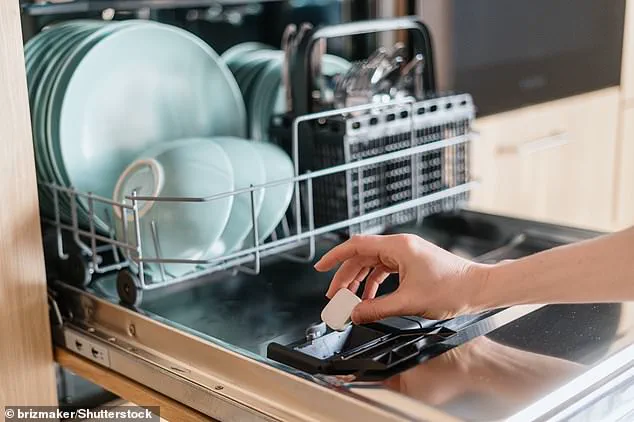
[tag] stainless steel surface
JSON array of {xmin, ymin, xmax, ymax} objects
[
  {"xmin": 49, "ymin": 210, "xmax": 634, "ymax": 421},
  {"xmin": 52, "ymin": 281, "xmax": 431, "ymax": 421},
  {"xmin": 364, "ymin": 302, "xmax": 632, "ymax": 422}
]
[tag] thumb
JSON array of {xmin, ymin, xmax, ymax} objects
[{"xmin": 351, "ymin": 292, "xmax": 406, "ymax": 324}]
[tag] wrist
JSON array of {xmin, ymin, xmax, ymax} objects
[
  {"xmin": 467, "ymin": 262, "xmax": 504, "ymax": 313},
  {"xmin": 460, "ymin": 262, "xmax": 497, "ymax": 314},
  {"xmin": 471, "ymin": 258, "xmax": 542, "ymax": 311}
]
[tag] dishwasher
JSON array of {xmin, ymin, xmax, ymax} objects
[{"xmin": 20, "ymin": 1, "xmax": 634, "ymax": 421}]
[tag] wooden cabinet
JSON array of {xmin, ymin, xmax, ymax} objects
[
  {"xmin": 616, "ymin": 108, "xmax": 634, "ymax": 229},
  {"xmin": 469, "ymin": 88, "xmax": 620, "ymax": 231},
  {"xmin": 617, "ymin": 0, "xmax": 634, "ymax": 229},
  {"xmin": 0, "ymin": 0, "xmax": 57, "ymax": 409},
  {"xmin": 622, "ymin": 0, "xmax": 634, "ymax": 104}
]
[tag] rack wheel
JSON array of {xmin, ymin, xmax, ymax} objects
[
  {"xmin": 116, "ymin": 270, "xmax": 143, "ymax": 307},
  {"xmin": 63, "ymin": 252, "xmax": 92, "ymax": 288}
]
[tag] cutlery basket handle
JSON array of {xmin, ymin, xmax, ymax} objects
[{"xmin": 290, "ymin": 16, "xmax": 437, "ymax": 116}]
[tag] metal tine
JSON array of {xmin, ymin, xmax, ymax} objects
[
  {"xmin": 69, "ymin": 189, "xmax": 92, "ymax": 256},
  {"xmin": 53, "ymin": 187, "xmax": 68, "ymax": 260},
  {"xmin": 131, "ymin": 191, "xmax": 146, "ymax": 288},
  {"xmin": 238, "ymin": 186, "xmax": 261, "ymax": 275},
  {"xmin": 279, "ymin": 177, "xmax": 315, "ymax": 263},
  {"xmin": 41, "ymin": 218, "xmax": 135, "ymax": 251},
  {"xmin": 48, "ymin": 290, "xmax": 64, "ymax": 327},
  {"xmin": 87, "ymin": 193, "xmax": 99, "ymax": 273},
  {"xmin": 305, "ymin": 177, "xmax": 316, "ymax": 260},
  {"xmin": 103, "ymin": 207, "xmax": 122, "ymax": 265},
  {"xmin": 44, "ymin": 182, "xmax": 133, "ymax": 208},
  {"xmin": 121, "ymin": 201, "xmax": 130, "ymax": 250},
  {"xmin": 150, "ymin": 220, "xmax": 167, "ymax": 282},
  {"xmin": 280, "ymin": 215, "xmax": 292, "ymax": 237},
  {"xmin": 294, "ymin": 177, "xmax": 316, "ymax": 261}
]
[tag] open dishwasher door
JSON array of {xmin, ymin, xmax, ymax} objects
[{"xmin": 48, "ymin": 210, "xmax": 634, "ymax": 422}]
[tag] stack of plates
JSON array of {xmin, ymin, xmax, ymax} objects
[
  {"xmin": 112, "ymin": 136, "xmax": 295, "ymax": 278},
  {"xmin": 25, "ymin": 20, "xmax": 246, "ymax": 233},
  {"xmin": 221, "ymin": 43, "xmax": 350, "ymax": 141}
]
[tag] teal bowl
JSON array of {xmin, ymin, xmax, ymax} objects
[
  {"xmin": 205, "ymin": 137, "xmax": 266, "ymax": 257},
  {"xmin": 112, "ymin": 138, "xmax": 234, "ymax": 278}
]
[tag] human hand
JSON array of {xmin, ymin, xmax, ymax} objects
[{"xmin": 314, "ymin": 234, "xmax": 490, "ymax": 323}]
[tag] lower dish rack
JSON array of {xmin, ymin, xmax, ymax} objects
[{"xmin": 41, "ymin": 93, "xmax": 476, "ymax": 306}]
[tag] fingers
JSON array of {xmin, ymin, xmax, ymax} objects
[
  {"xmin": 349, "ymin": 280, "xmax": 362, "ymax": 295},
  {"xmin": 351, "ymin": 291, "xmax": 407, "ymax": 324},
  {"xmin": 349, "ymin": 267, "xmax": 370, "ymax": 295},
  {"xmin": 361, "ymin": 266, "xmax": 391, "ymax": 299},
  {"xmin": 325, "ymin": 259, "xmax": 361, "ymax": 298},
  {"xmin": 325, "ymin": 257, "xmax": 376, "ymax": 298},
  {"xmin": 355, "ymin": 267, "xmax": 371, "ymax": 283},
  {"xmin": 314, "ymin": 235, "xmax": 387, "ymax": 272},
  {"xmin": 362, "ymin": 281, "xmax": 381, "ymax": 301}
]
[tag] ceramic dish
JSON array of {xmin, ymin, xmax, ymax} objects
[
  {"xmin": 221, "ymin": 41, "xmax": 274, "ymax": 66},
  {"xmin": 205, "ymin": 136, "xmax": 266, "ymax": 256},
  {"xmin": 244, "ymin": 142, "xmax": 294, "ymax": 244},
  {"xmin": 47, "ymin": 20, "xmax": 246, "ymax": 233},
  {"xmin": 26, "ymin": 24, "xmax": 77, "ymax": 218},
  {"xmin": 113, "ymin": 138, "xmax": 234, "ymax": 278},
  {"xmin": 225, "ymin": 46, "xmax": 351, "ymax": 142},
  {"xmin": 29, "ymin": 22, "xmax": 109, "ymax": 224}
]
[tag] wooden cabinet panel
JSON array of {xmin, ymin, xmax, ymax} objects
[
  {"xmin": 623, "ymin": 0, "xmax": 634, "ymax": 103},
  {"xmin": 0, "ymin": 0, "xmax": 57, "ymax": 408},
  {"xmin": 616, "ymin": 107, "xmax": 634, "ymax": 229},
  {"xmin": 469, "ymin": 88, "xmax": 620, "ymax": 231}
]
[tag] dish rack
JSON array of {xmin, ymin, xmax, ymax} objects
[{"xmin": 40, "ymin": 18, "xmax": 477, "ymax": 306}]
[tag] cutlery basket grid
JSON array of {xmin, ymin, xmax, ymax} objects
[
  {"xmin": 309, "ymin": 93, "xmax": 473, "ymax": 235},
  {"xmin": 40, "ymin": 95, "xmax": 475, "ymax": 306}
]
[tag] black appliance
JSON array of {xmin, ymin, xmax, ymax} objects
[{"xmin": 416, "ymin": 0, "xmax": 627, "ymax": 116}]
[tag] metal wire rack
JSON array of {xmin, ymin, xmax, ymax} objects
[{"xmin": 41, "ymin": 94, "xmax": 476, "ymax": 305}]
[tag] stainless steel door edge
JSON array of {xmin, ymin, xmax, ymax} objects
[
  {"xmin": 506, "ymin": 341, "xmax": 634, "ymax": 422},
  {"xmin": 62, "ymin": 324, "xmax": 278, "ymax": 422},
  {"xmin": 546, "ymin": 365, "xmax": 634, "ymax": 422},
  {"xmin": 53, "ymin": 281, "xmax": 446, "ymax": 421}
]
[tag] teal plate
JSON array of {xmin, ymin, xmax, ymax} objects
[
  {"xmin": 48, "ymin": 20, "xmax": 246, "ymax": 233},
  {"xmin": 30, "ymin": 22, "xmax": 107, "ymax": 223},
  {"xmin": 221, "ymin": 41, "xmax": 274, "ymax": 68}
]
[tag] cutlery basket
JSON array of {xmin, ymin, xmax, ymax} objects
[
  {"xmin": 270, "ymin": 94, "xmax": 474, "ymax": 235},
  {"xmin": 269, "ymin": 19, "xmax": 475, "ymax": 235}
]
